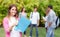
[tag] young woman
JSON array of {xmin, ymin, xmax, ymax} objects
[
  {"xmin": 19, "ymin": 7, "xmax": 27, "ymax": 37},
  {"xmin": 3, "ymin": 4, "xmax": 22, "ymax": 37}
]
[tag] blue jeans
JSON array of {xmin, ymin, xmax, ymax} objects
[
  {"xmin": 46, "ymin": 27, "xmax": 54, "ymax": 37},
  {"xmin": 30, "ymin": 24, "xmax": 38, "ymax": 37}
]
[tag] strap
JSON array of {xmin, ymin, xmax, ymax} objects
[
  {"xmin": 31, "ymin": 12, "xmax": 33, "ymax": 18},
  {"xmin": 56, "ymin": 17, "xmax": 58, "ymax": 25}
]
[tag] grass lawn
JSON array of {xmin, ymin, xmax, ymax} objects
[{"xmin": 0, "ymin": 27, "xmax": 60, "ymax": 37}]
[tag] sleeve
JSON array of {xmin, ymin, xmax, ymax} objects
[
  {"xmin": 37, "ymin": 13, "xmax": 40, "ymax": 20},
  {"xmin": 3, "ymin": 18, "xmax": 9, "ymax": 32}
]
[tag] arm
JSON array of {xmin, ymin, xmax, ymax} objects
[
  {"xmin": 48, "ymin": 14, "xmax": 53, "ymax": 27},
  {"xmin": 3, "ymin": 17, "xmax": 17, "ymax": 32},
  {"xmin": 3, "ymin": 18, "xmax": 10, "ymax": 32},
  {"xmin": 37, "ymin": 20, "xmax": 40, "ymax": 26},
  {"xmin": 48, "ymin": 22, "xmax": 52, "ymax": 27},
  {"xmin": 37, "ymin": 13, "xmax": 40, "ymax": 26}
]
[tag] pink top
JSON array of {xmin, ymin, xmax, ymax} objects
[
  {"xmin": 3, "ymin": 17, "xmax": 19, "ymax": 32},
  {"xmin": 3, "ymin": 17, "xmax": 9, "ymax": 32},
  {"xmin": 3, "ymin": 17, "xmax": 22, "ymax": 37},
  {"xmin": 3, "ymin": 17, "xmax": 10, "ymax": 37}
]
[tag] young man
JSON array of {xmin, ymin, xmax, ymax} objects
[
  {"xmin": 46, "ymin": 5, "xmax": 56, "ymax": 37},
  {"xmin": 29, "ymin": 7, "xmax": 40, "ymax": 37}
]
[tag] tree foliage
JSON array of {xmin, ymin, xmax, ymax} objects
[{"xmin": 0, "ymin": 0, "xmax": 60, "ymax": 26}]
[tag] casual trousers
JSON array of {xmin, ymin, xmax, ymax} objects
[
  {"xmin": 46, "ymin": 27, "xmax": 54, "ymax": 37},
  {"xmin": 30, "ymin": 24, "xmax": 38, "ymax": 37}
]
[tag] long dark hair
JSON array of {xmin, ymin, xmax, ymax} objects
[
  {"xmin": 21, "ymin": 7, "xmax": 26, "ymax": 12},
  {"xmin": 8, "ymin": 4, "xmax": 18, "ymax": 17}
]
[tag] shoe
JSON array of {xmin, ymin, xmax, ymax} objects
[{"xmin": 29, "ymin": 36, "xmax": 31, "ymax": 37}]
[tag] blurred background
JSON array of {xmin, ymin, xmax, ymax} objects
[
  {"xmin": 0, "ymin": 0, "xmax": 60, "ymax": 37},
  {"xmin": 0, "ymin": 0, "xmax": 60, "ymax": 27}
]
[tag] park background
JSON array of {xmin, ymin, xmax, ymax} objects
[{"xmin": 0, "ymin": 0, "xmax": 60, "ymax": 37}]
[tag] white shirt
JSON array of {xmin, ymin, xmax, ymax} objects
[{"xmin": 30, "ymin": 12, "xmax": 40, "ymax": 24}]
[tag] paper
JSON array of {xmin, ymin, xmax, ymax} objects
[
  {"xmin": 42, "ymin": 16, "xmax": 47, "ymax": 21},
  {"xmin": 15, "ymin": 16, "xmax": 31, "ymax": 33}
]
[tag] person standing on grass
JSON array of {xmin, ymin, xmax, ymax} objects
[
  {"xmin": 46, "ymin": 5, "xmax": 56, "ymax": 37},
  {"xmin": 3, "ymin": 4, "xmax": 22, "ymax": 37},
  {"xmin": 29, "ymin": 7, "xmax": 40, "ymax": 37},
  {"xmin": 19, "ymin": 7, "xmax": 27, "ymax": 37}
]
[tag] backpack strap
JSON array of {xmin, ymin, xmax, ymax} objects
[
  {"xmin": 55, "ymin": 17, "xmax": 59, "ymax": 29},
  {"xmin": 55, "ymin": 17, "xmax": 58, "ymax": 25},
  {"xmin": 31, "ymin": 12, "xmax": 33, "ymax": 18}
]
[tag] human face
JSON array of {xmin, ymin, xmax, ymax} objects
[
  {"xmin": 23, "ymin": 8, "xmax": 26, "ymax": 12},
  {"xmin": 46, "ymin": 7, "xmax": 50, "ymax": 14},
  {"xmin": 10, "ymin": 6, "xmax": 17, "ymax": 16},
  {"xmin": 34, "ymin": 8, "xmax": 37, "ymax": 12},
  {"xmin": 47, "ymin": 7, "xmax": 50, "ymax": 12}
]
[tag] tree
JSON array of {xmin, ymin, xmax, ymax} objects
[{"xmin": 0, "ymin": 0, "xmax": 60, "ymax": 26}]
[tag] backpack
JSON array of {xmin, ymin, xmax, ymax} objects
[{"xmin": 55, "ymin": 17, "xmax": 60, "ymax": 29}]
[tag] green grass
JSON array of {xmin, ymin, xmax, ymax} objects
[{"xmin": 0, "ymin": 27, "xmax": 60, "ymax": 37}]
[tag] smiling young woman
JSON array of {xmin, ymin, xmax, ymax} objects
[{"xmin": 3, "ymin": 4, "xmax": 22, "ymax": 37}]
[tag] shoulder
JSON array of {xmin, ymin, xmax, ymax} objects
[
  {"xmin": 3, "ymin": 17, "xmax": 8, "ymax": 22},
  {"xmin": 3, "ymin": 17, "xmax": 8, "ymax": 20},
  {"xmin": 50, "ymin": 10, "xmax": 55, "ymax": 14},
  {"xmin": 36, "ymin": 12, "xmax": 39, "ymax": 15}
]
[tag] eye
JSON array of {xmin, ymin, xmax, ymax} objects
[{"xmin": 12, "ymin": 9, "xmax": 15, "ymax": 10}]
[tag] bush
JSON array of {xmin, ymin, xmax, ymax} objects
[{"xmin": 0, "ymin": 0, "xmax": 60, "ymax": 26}]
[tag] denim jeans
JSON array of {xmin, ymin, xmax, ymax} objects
[
  {"xmin": 46, "ymin": 27, "xmax": 54, "ymax": 37},
  {"xmin": 30, "ymin": 24, "xmax": 38, "ymax": 37}
]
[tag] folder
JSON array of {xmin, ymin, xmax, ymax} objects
[{"xmin": 15, "ymin": 16, "xmax": 31, "ymax": 33}]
